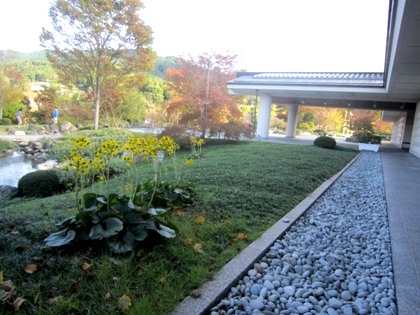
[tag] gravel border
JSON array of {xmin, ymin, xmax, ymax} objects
[{"xmin": 210, "ymin": 152, "xmax": 396, "ymax": 315}]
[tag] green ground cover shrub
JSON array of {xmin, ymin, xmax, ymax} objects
[
  {"xmin": 0, "ymin": 139, "xmax": 18, "ymax": 156},
  {"xmin": 0, "ymin": 140, "xmax": 357, "ymax": 314},
  {"xmin": 0, "ymin": 118, "xmax": 13, "ymax": 125},
  {"xmin": 314, "ymin": 135, "xmax": 337, "ymax": 149}
]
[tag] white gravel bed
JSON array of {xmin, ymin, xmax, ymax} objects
[{"xmin": 210, "ymin": 152, "xmax": 396, "ymax": 315}]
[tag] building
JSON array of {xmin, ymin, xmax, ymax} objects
[{"xmin": 227, "ymin": 0, "xmax": 420, "ymax": 158}]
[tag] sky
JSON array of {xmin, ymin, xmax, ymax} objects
[{"xmin": 0, "ymin": 0, "xmax": 390, "ymax": 72}]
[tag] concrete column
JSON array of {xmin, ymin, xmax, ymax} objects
[
  {"xmin": 286, "ymin": 104, "xmax": 299, "ymax": 138},
  {"xmin": 256, "ymin": 94, "xmax": 272, "ymax": 139}
]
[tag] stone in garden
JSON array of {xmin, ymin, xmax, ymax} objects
[
  {"xmin": 249, "ymin": 297, "xmax": 264, "ymax": 310},
  {"xmin": 284, "ymin": 286, "xmax": 295, "ymax": 297},
  {"xmin": 251, "ymin": 284, "xmax": 263, "ymax": 295},
  {"xmin": 59, "ymin": 121, "xmax": 77, "ymax": 133},
  {"xmin": 0, "ymin": 185, "xmax": 18, "ymax": 197}
]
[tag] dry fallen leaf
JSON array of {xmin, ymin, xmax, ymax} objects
[
  {"xmin": 183, "ymin": 238, "xmax": 193, "ymax": 246},
  {"xmin": 193, "ymin": 243, "xmax": 204, "ymax": 254},
  {"xmin": 118, "ymin": 294, "xmax": 132, "ymax": 312},
  {"xmin": 82, "ymin": 263, "xmax": 92, "ymax": 271},
  {"xmin": 104, "ymin": 292, "xmax": 111, "ymax": 300},
  {"xmin": 13, "ymin": 297, "xmax": 26, "ymax": 311},
  {"xmin": 0, "ymin": 271, "xmax": 3, "ymax": 283},
  {"xmin": 0, "ymin": 280, "xmax": 16, "ymax": 302},
  {"xmin": 176, "ymin": 209, "xmax": 185, "ymax": 216},
  {"xmin": 236, "ymin": 232, "xmax": 247, "ymax": 240},
  {"xmin": 25, "ymin": 264, "xmax": 37, "ymax": 274},
  {"xmin": 195, "ymin": 216, "xmax": 206, "ymax": 224}
]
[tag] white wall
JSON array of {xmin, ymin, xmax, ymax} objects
[
  {"xmin": 391, "ymin": 114, "xmax": 406, "ymax": 147},
  {"xmin": 410, "ymin": 100, "xmax": 420, "ymax": 158}
]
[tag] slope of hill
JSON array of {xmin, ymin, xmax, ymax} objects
[
  {"xmin": 0, "ymin": 50, "xmax": 179, "ymax": 82},
  {"xmin": 0, "ymin": 50, "xmax": 47, "ymax": 63}
]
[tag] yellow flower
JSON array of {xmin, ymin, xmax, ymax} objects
[
  {"xmin": 122, "ymin": 155, "xmax": 133, "ymax": 165},
  {"xmin": 91, "ymin": 157, "xmax": 105, "ymax": 171},
  {"xmin": 185, "ymin": 158, "xmax": 193, "ymax": 166},
  {"xmin": 73, "ymin": 136, "xmax": 91, "ymax": 150},
  {"xmin": 100, "ymin": 140, "xmax": 120, "ymax": 157},
  {"xmin": 125, "ymin": 184, "xmax": 132, "ymax": 191},
  {"xmin": 195, "ymin": 215, "xmax": 206, "ymax": 224}
]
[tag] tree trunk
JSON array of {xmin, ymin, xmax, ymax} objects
[{"xmin": 94, "ymin": 79, "xmax": 101, "ymax": 130}]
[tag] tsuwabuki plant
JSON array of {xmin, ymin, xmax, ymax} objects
[{"xmin": 44, "ymin": 135, "xmax": 195, "ymax": 254}]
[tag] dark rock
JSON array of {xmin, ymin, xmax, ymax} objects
[{"xmin": 0, "ymin": 185, "xmax": 18, "ymax": 198}]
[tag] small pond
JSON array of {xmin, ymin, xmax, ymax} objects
[{"xmin": 0, "ymin": 152, "xmax": 40, "ymax": 187}]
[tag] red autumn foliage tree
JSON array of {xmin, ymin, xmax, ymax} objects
[
  {"xmin": 165, "ymin": 53, "xmax": 242, "ymax": 136},
  {"xmin": 349, "ymin": 109, "xmax": 381, "ymax": 133}
]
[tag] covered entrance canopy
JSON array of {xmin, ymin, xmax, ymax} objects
[{"xmin": 226, "ymin": 0, "xmax": 420, "ymax": 157}]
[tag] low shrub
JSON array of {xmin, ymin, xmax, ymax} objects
[
  {"xmin": 208, "ymin": 121, "xmax": 254, "ymax": 140},
  {"xmin": 314, "ymin": 136, "xmax": 337, "ymax": 149},
  {"xmin": 354, "ymin": 132, "xmax": 382, "ymax": 144},
  {"xmin": 18, "ymin": 170, "xmax": 67, "ymax": 198},
  {"xmin": 159, "ymin": 125, "xmax": 191, "ymax": 150},
  {"xmin": 0, "ymin": 118, "xmax": 13, "ymax": 125}
]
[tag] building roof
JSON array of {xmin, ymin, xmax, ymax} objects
[
  {"xmin": 226, "ymin": 0, "xmax": 420, "ymax": 119},
  {"xmin": 231, "ymin": 72, "xmax": 385, "ymax": 87}
]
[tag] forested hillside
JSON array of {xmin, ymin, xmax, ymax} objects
[
  {"xmin": 0, "ymin": 50, "xmax": 56, "ymax": 82},
  {"xmin": 0, "ymin": 50, "xmax": 178, "ymax": 82}
]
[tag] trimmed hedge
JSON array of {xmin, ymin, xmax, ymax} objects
[
  {"xmin": 18, "ymin": 170, "xmax": 67, "ymax": 198},
  {"xmin": 314, "ymin": 136, "xmax": 337, "ymax": 149}
]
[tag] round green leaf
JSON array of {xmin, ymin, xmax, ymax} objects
[
  {"xmin": 44, "ymin": 228, "xmax": 76, "ymax": 247},
  {"xmin": 108, "ymin": 232, "xmax": 135, "ymax": 254},
  {"xmin": 128, "ymin": 224, "xmax": 148, "ymax": 241},
  {"xmin": 148, "ymin": 208, "xmax": 167, "ymax": 216},
  {"xmin": 89, "ymin": 218, "xmax": 123, "ymax": 240}
]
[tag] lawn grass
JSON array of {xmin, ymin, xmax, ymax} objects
[{"xmin": 0, "ymin": 140, "xmax": 357, "ymax": 314}]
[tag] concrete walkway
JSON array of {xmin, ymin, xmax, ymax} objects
[
  {"xmin": 0, "ymin": 134, "xmax": 61, "ymax": 142},
  {"xmin": 171, "ymin": 139, "xmax": 420, "ymax": 315},
  {"xmin": 381, "ymin": 144, "xmax": 420, "ymax": 315}
]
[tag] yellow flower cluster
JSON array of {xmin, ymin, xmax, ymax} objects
[
  {"xmin": 96, "ymin": 140, "xmax": 120, "ymax": 159},
  {"xmin": 62, "ymin": 136, "xmax": 91, "ymax": 175},
  {"xmin": 73, "ymin": 136, "xmax": 91, "ymax": 150},
  {"xmin": 190, "ymin": 136, "xmax": 205, "ymax": 147},
  {"xmin": 64, "ymin": 153, "xmax": 90, "ymax": 175},
  {"xmin": 158, "ymin": 136, "xmax": 179, "ymax": 156},
  {"xmin": 63, "ymin": 135, "xmax": 180, "ymax": 188},
  {"xmin": 122, "ymin": 136, "xmax": 178, "ymax": 160}
]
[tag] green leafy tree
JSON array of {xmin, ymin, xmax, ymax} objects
[
  {"xmin": 40, "ymin": 0, "xmax": 156, "ymax": 130},
  {"xmin": 0, "ymin": 65, "xmax": 25, "ymax": 120}
]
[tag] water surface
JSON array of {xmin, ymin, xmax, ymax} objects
[{"xmin": 0, "ymin": 152, "xmax": 39, "ymax": 187}]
